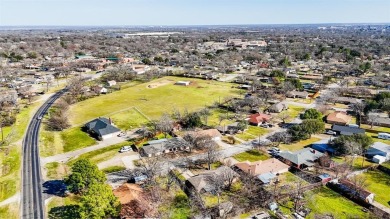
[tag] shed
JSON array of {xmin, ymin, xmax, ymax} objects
[
  {"xmin": 372, "ymin": 155, "xmax": 387, "ymax": 164},
  {"xmin": 175, "ymin": 81, "xmax": 191, "ymax": 86}
]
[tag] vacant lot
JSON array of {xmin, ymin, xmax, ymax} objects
[
  {"xmin": 236, "ymin": 126, "xmax": 269, "ymax": 141},
  {"xmin": 69, "ymin": 76, "xmax": 239, "ymax": 126},
  {"xmin": 361, "ymin": 170, "xmax": 390, "ymax": 207}
]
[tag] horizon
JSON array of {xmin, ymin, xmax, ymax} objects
[{"xmin": 0, "ymin": 0, "xmax": 389, "ymax": 26}]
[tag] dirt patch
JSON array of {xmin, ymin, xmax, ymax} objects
[{"xmin": 146, "ymin": 79, "xmax": 173, "ymax": 89}]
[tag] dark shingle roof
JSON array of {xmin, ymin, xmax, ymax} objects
[
  {"xmin": 279, "ymin": 148, "xmax": 324, "ymax": 166},
  {"xmin": 85, "ymin": 118, "xmax": 120, "ymax": 137},
  {"xmin": 332, "ymin": 125, "xmax": 365, "ymax": 135}
]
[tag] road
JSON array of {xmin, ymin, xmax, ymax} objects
[{"xmin": 21, "ymin": 90, "xmax": 65, "ymax": 219}]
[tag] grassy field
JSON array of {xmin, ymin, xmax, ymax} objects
[
  {"xmin": 279, "ymin": 137, "xmax": 320, "ymax": 151},
  {"xmin": 47, "ymin": 195, "xmax": 80, "ymax": 216},
  {"xmin": 207, "ymin": 108, "xmax": 235, "ymax": 127},
  {"xmin": 68, "ymin": 76, "xmax": 239, "ymax": 126},
  {"xmin": 101, "ymin": 165, "xmax": 126, "ymax": 173},
  {"xmin": 0, "ymin": 203, "xmax": 19, "ymax": 219},
  {"xmin": 233, "ymin": 149, "xmax": 270, "ymax": 162},
  {"xmin": 361, "ymin": 170, "xmax": 390, "ymax": 207},
  {"xmin": 110, "ymin": 108, "xmax": 150, "ymax": 130},
  {"xmin": 305, "ymin": 187, "xmax": 370, "ymax": 219},
  {"xmin": 45, "ymin": 162, "xmax": 70, "ymax": 180}
]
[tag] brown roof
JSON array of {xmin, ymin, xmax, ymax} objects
[
  {"xmin": 327, "ymin": 111, "xmax": 352, "ymax": 124},
  {"xmin": 113, "ymin": 183, "xmax": 143, "ymax": 204},
  {"xmin": 196, "ymin": 129, "xmax": 222, "ymax": 138},
  {"xmin": 235, "ymin": 158, "xmax": 289, "ymax": 176}
]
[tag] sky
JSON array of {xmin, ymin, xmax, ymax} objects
[{"xmin": 0, "ymin": 0, "xmax": 389, "ymax": 26}]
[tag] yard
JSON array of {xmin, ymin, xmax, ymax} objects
[
  {"xmin": 235, "ymin": 126, "xmax": 269, "ymax": 141},
  {"xmin": 361, "ymin": 169, "xmax": 390, "ymax": 207},
  {"xmin": 207, "ymin": 108, "xmax": 235, "ymax": 127},
  {"xmin": 361, "ymin": 124, "xmax": 390, "ymax": 145},
  {"xmin": 332, "ymin": 156, "xmax": 375, "ymax": 170},
  {"xmin": 279, "ymin": 137, "xmax": 320, "ymax": 151},
  {"xmin": 233, "ymin": 149, "xmax": 270, "ymax": 162},
  {"xmin": 39, "ymin": 126, "xmax": 96, "ymax": 156},
  {"xmin": 68, "ymin": 76, "xmax": 239, "ymax": 127},
  {"xmin": 286, "ymin": 105, "xmax": 305, "ymax": 122},
  {"xmin": 305, "ymin": 187, "xmax": 370, "ymax": 219}
]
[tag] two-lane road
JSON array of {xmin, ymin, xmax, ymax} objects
[{"xmin": 21, "ymin": 90, "xmax": 65, "ymax": 219}]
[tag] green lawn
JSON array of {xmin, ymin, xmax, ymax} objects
[
  {"xmin": 332, "ymin": 156, "xmax": 375, "ymax": 170},
  {"xmin": 67, "ymin": 141, "xmax": 132, "ymax": 166},
  {"xmin": 207, "ymin": 108, "xmax": 235, "ymax": 127},
  {"xmin": 279, "ymin": 137, "xmax": 320, "ymax": 151},
  {"xmin": 101, "ymin": 165, "xmax": 126, "ymax": 173},
  {"xmin": 61, "ymin": 127, "xmax": 96, "ymax": 152},
  {"xmin": 233, "ymin": 149, "xmax": 270, "ymax": 162},
  {"xmin": 361, "ymin": 170, "xmax": 390, "ymax": 207},
  {"xmin": 286, "ymin": 105, "xmax": 305, "ymax": 122},
  {"xmin": 361, "ymin": 124, "xmax": 390, "ymax": 144},
  {"xmin": 381, "ymin": 161, "xmax": 390, "ymax": 169},
  {"xmin": 0, "ymin": 203, "xmax": 19, "ymax": 219},
  {"xmin": 110, "ymin": 108, "xmax": 150, "ymax": 130},
  {"xmin": 68, "ymin": 76, "xmax": 239, "ymax": 126},
  {"xmin": 39, "ymin": 129, "xmax": 64, "ymax": 157},
  {"xmin": 45, "ymin": 162, "xmax": 70, "ymax": 180},
  {"xmin": 0, "ymin": 145, "xmax": 20, "ymax": 202},
  {"xmin": 305, "ymin": 187, "xmax": 370, "ymax": 219},
  {"xmin": 235, "ymin": 126, "xmax": 269, "ymax": 141}
]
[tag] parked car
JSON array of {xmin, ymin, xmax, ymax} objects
[
  {"xmin": 119, "ymin": 146, "xmax": 132, "ymax": 153},
  {"xmin": 325, "ymin": 130, "xmax": 336, "ymax": 135}
]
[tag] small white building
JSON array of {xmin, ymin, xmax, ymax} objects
[
  {"xmin": 366, "ymin": 142, "xmax": 390, "ymax": 161},
  {"xmin": 107, "ymin": 80, "xmax": 117, "ymax": 87},
  {"xmin": 373, "ymin": 155, "xmax": 387, "ymax": 164},
  {"xmin": 175, "ymin": 81, "xmax": 191, "ymax": 86}
]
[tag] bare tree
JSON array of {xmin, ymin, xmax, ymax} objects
[
  {"xmin": 156, "ymin": 113, "xmax": 174, "ymax": 138},
  {"xmin": 204, "ymin": 143, "xmax": 220, "ymax": 170},
  {"xmin": 278, "ymin": 111, "xmax": 290, "ymax": 124},
  {"xmin": 367, "ymin": 112, "xmax": 380, "ymax": 129},
  {"xmin": 267, "ymin": 131, "xmax": 291, "ymax": 146},
  {"xmin": 351, "ymin": 102, "xmax": 366, "ymax": 126}
]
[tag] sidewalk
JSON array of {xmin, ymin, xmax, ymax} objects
[
  {"xmin": 41, "ymin": 135, "xmax": 128, "ymax": 165},
  {"xmin": 0, "ymin": 193, "xmax": 20, "ymax": 207}
]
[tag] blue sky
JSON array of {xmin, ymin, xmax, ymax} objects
[{"xmin": 0, "ymin": 0, "xmax": 389, "ymax": 26}]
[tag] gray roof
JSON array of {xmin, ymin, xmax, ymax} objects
[
  {"xmin": 187, "ymin": 166, "xmax": 238, "ymax": 192},
  {"xmin": 279, "ymin": 148, "xmax": 324, "ymax": 166},
  {"xmin": 369, "ymin": 142, "xmax": 390, "ymax": 153},
  {"xmin": 141, "ymin": 137, "xmax": 188, "ymax": 155},
  {"xmin": 332, "ymin": 125, "xmax": 365, "ymax": 135},
  {"xmin": 85, "ymin": 118, "xmax": 120, "ymax": 137},
  {"xmin": 268, "ymin": 102, "xmax": 286, "ymax": 112}
]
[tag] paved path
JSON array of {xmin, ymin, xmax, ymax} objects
[
  {"xmin": 0, "ymin": 193, "xmax": 20, "ymax": 207},
  {"xmin": 41, "ymin": 136, "xmax": 128, "ymax": 165},
  {"xmin": 97, "ymin": 152, "xmax": 139, "ymax": 169},
  {"xmin": 372, "ymin": 201, "xmax": 390, "ymax": 215}
]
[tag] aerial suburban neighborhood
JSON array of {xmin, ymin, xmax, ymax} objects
[{"xmin": 0, "ymin": 2, "xmax": 390, "ymax": 219}]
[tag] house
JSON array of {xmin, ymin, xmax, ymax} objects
[
  {"xmin": 195, "ymin": 129, "xmax": 222, "ymax": 141},
  {"xmin": 317, "ymin": 173, "xmax": 332, "ymax": 184},
  {"xmin": 267, "ymin": 102, "xmax": 288, "ymax": 113},
  {"xmin": 186, "ymin": 166, "xmax": 239, "ymax": 193},
  {"xmin": 326, "ymin": 111, "xmax": 352, "ymax": 125},
  {"xmin": 311, "ymin": 139, "xmax": 335, "ymax": 154},
  {"xmin": 287, "ymin": 91, "xmax": 309, "ymax": 99},
  {"xmin": 278, "ymin": 148, "xmax": 324, "ymax": 169},
  {"xmin": 140, "ymin": 137, "xmax": 189, "ymax": 157},
  {"xmin": 247, "ymin": 113, "xmax": 271, "ymax": 126},
  {"xmin": 174, "ymin": 81, "xmax": 191, "ymax": 86},
  {"xmin": 332, "ymin": 97, "xmax": 361, "ymax": 105},
  {"xmin": 234, "ymin": 158, "xmax": 289, "ymax": 177},
  {"xmin": 91, "ymin": 85, "xmax": 108, "ymax": 94},
  {"xmin": 217, "ymin": 122, "xmax": 240, "ymax": 134},
  {"xmin": 333, "ymin": 179, "xmax": 375, "ymax": 204},
  {"xmin": 107, "ymin": 80, "xmax": 117, "ymax": 87},
  {"xmin": 365, "ymin": 142, "xmax": 390, "ymax": 162},
  {"xmin": 331, "ymin": 124, "xmax": 365, "ymax": 136},
  {"xmin": 84, "ymin": 117, "xmax": 121, "ymax": 140}
]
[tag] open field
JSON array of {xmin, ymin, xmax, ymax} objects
[
  {"xmin": 332, "ymin": 156, "xmax": 375, "ymax": 170},
  {"xmin": 68, "ymin": 76, "xmax": 239, "ymax": 126},
  {"xmin": 0, "ymin": 203, "xmax": 19, "ymax": 219},
  {"xmin": 305, "ymin": 187, "xmax": 370, "ymax": 218},
  {"xmin": 279, "ymin": 137, "xmax": 320, "ymax": 151},
  {"xmin": 361, "ymin": 170, "xmax": 390, "ymax": 207},
  {"xmin": 235, "ymin": 126, "xmax": 269, "ymax": 141},
  {"xmin": 233, "ymin": 149, "xmax": 270, "ymax": 162},
  {"xmin": 207, "ymin": 108, "xmax": 235, "ymax": 127}
]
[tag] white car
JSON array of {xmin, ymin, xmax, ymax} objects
[
  {"xmin": 119, "ymin": 146, "xmax": 132, "ymax": 153},
  {"xmin": 325, "ymin": 130, "xmax": 336, "ymax": 135}
]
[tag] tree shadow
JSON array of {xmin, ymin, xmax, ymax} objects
[
  {"xmin": 43, "ymin": 180, "xmax": 67, "ymax": 197},
  {"xmin": 48, "ymin": 205, "xmax": 81, "ymax": 219}
]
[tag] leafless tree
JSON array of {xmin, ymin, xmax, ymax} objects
[
  {"xmin": 351, "ymin": 102, "xmax": 366, "ymax": 126},
  {"xmin": 367, "ymin": 112, "xmax": 380, "ymax": 129},
  {"xmin": 203, "ymin": 143, "xmax": 220, "ymax": 170},
  {"xmin": 156, "ymin": 113, "xmax": 174, "ymax": 138},
  {"xmin": 67, "ymin": 76, "xmax": 84, "ymax": 99},
  {"xmin": 267, "ymin": 131, "xmax": 291, "ymax": 146},
  {"xmin": 278, "ymin": 111, "xmax": 290, "ymax": 123}
]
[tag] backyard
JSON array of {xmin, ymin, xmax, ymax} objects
[
  {"xmin": 279, "ymin": 137, "xmax": 320, "ymax": 151},
  {"xmin": 235, "ymin": 126, "xmax": 269, "ymax": 141},
  {"xmin": 361, "ymin": 169, "xmax": 390, "ymax": 207}
]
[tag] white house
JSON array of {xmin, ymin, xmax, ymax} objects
[
  {"xmin": 366, "ymin": 142, "xmax": 390, "ymax": 162},
  {"xmin": 175, "ymin": 81, "xmax": 191, "ymax": 86}
]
